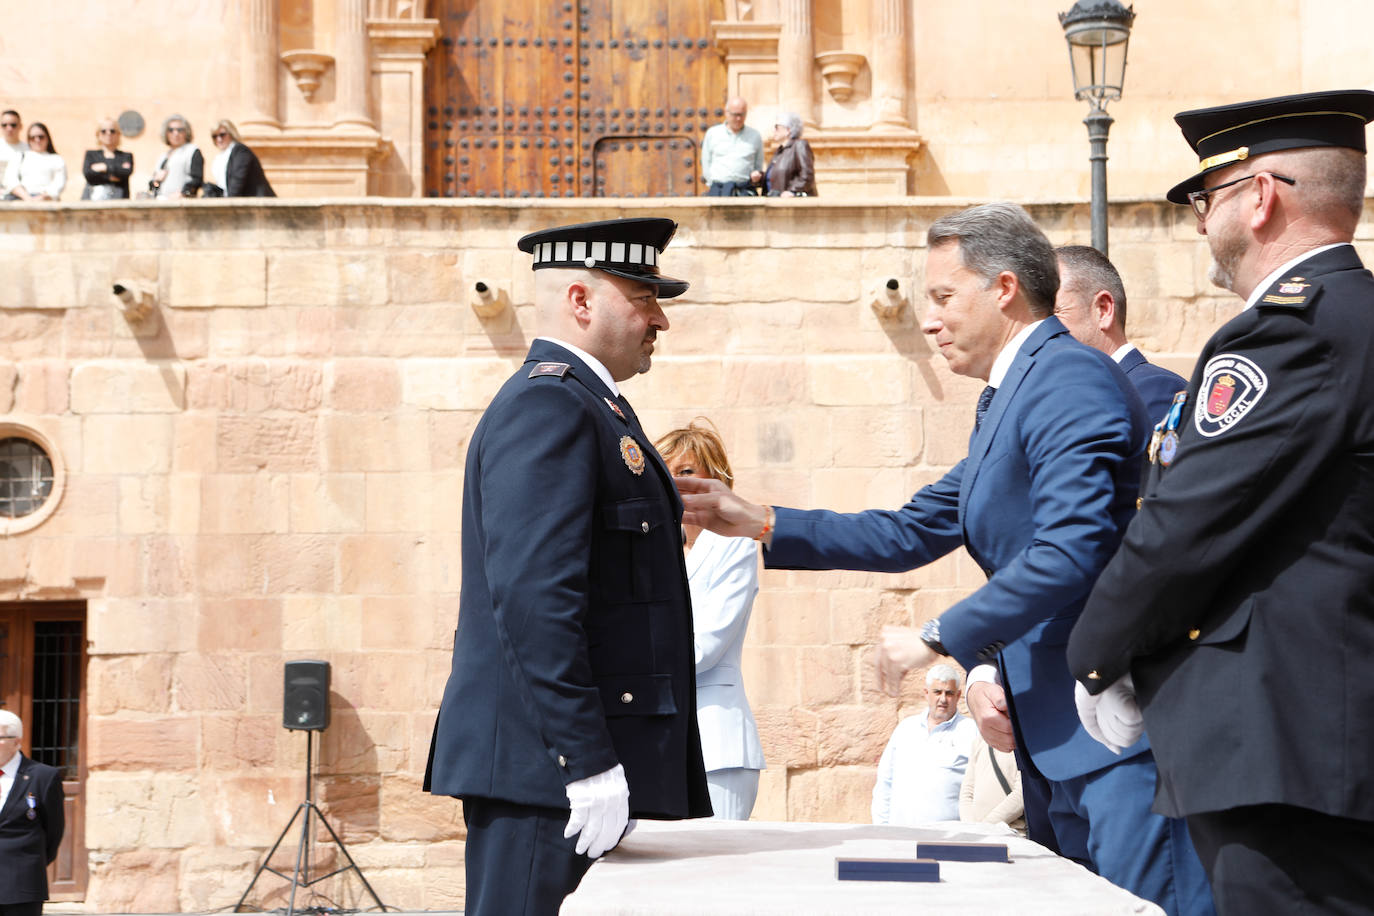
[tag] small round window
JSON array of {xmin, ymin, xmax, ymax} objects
[
  {"xmin": 0, "ymin": 423, "xmax": 64, "ymax": 534},
  {"xmin": 0, "ymin": 437, "xmax": 55, "ymax": 518}
]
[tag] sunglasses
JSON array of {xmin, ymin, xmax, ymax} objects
[
  {"xmin": 167, "ymin": 126, "xmax": 187, "ymax": 133},
  {"xmin": 0, "ymin": 122, "xmax": 18, "ymax": 128},
  {"xmin": 211, "ymin": 132, "xmax": 228, "ymax": 140},
  {"xmin": 28, "ymin": 134, "xmax": 47, "ymax": 141}
]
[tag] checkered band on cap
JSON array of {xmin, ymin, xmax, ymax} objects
[{"xmin": 533, "ymin": 239, "xmax": 659, "ymax": 269}]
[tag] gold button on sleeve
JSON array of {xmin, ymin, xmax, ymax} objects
[{"xmin": 1188, "ymin": 628, "xmax": 1201, "ymax": 640}]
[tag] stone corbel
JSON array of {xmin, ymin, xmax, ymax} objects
[{"xmin": 281, "ymin": 50, "xmax": 335, "ymax": 102}]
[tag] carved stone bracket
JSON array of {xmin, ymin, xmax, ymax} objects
[
  {"xmin": 815, "ymin": 51, "xmax": 867, "ymax": 102},
  {"xmin": 281, "ymin": 50, "xmax": 335, "ymax": 102}
]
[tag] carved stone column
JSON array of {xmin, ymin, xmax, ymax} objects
[
  {"xmin": 241, "ymin": 0, "xmax": 281, "ymax": 129},
  {"xmin": 368, "ymin": 16, "xmax": 441, "ymax": 196},
  {"xmin": 777, "ymin": 0, "xmax": 815, "ymax": 126},
  {"xmin": 334, "ymin": 0, "xmax": 375, "ymax": 129},
  {"xmin": 871, "ymin": 0, "xmax": 911, "ymax": 129}
]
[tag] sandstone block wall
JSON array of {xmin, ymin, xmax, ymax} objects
[{"xmin": 3, "ymin": 197, "xmax": 1371, "ymax": 910}]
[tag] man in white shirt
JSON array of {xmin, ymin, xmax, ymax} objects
[
  {"xmin": 700, "ymin": 97, "xmax": 763, "ymax": 196},
  {"xmin": 0, "ymin": 111, "xmax": 26, "ymax": 195},
  {"xmin": 871, "ymin": 665, "xmax": 976, "ymax": 825}
]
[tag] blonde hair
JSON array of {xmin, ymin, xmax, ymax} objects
[
  {"xmin": 211, "ymin": 119, "xmax": 243, "ymax": 143},
  {"xmin": 655, "ymin": 418, "xmax": 735, "ymax": 488}
]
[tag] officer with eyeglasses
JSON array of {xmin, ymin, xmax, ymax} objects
[{"xmin": 1070, "ymin": 89, "xmax": 1374, "ymax": 915}]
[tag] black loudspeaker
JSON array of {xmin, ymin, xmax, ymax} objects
[{"xmin": 283, "ymin": 660, "xmax": 330, "ymax": 731}]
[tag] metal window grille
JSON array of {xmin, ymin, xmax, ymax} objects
[
  {"xmin": 0, "ymin": 437, "xmax": 54, "ymax": 518},
  {"xmin": 31, "ymin": 620, "xmax": 82, "ymax": 779}
]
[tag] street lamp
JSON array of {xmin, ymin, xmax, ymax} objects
[{"xmin": 1059, "ymin": 0, "xmax": 1136, "ymax": 256}]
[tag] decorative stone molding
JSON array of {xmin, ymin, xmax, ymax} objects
[
  {"xmin": 240, "ymin": 129, "xmax": 384, "ymax": 196},
  {"xmin": 281, "ymin": 50, "xmax": 335, "ymax": 102},
  {"xmin": 816, "ymin": 51, "xmax": 867, "ymax": 102},
  {"xmin": 806, "ymin": 129, "xmax": 924, "ymax": 196}
]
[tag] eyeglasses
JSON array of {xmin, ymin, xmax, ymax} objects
[
  {"xmin": 167, "ymin": 126, "xmax": 187, "ymax": 133},
  {"xmin": 1187, "ymin": 172, "xmax": 1297, "ymax": 219},
  {"xmin": 211, "ymin": 132, "xmax": 228, "ymax": 140},
  {"xmin": 99, "ymin": 128, "xmax": 119, "ymax": 134}
]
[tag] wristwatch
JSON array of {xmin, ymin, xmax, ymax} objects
[{"xmin": 920, "ymin": 618, "xmax": 949, "ymax": 657}]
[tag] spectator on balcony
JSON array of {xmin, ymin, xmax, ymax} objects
[
  {"xmin": 764, "ymin": 112, "xmax": 816, "ymax": 198},
  {"xmin": 701, "ymin": 97, "xmax": 763, "ymax": 197},
  {"xmin": 149, "ymin": 114, "xmax": 202, "ymax": 199},
  {"xmin": 81, "ymin": 118, "xmax": 134, "ymax": 200},
  {"xmin": 0, "ymin": 111, "xmax": 25, "ymax": 192},
  {"xmin": 4, "ymin": 123, "xmax": 66, "ymax": 201},
  {"xmin": 204, "ymin": 120, "xmax": 275, "ymax": 198}
]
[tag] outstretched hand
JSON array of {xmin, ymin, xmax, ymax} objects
[
  {"xmin": 875, "ymin": 625, "xmax": 936, "ymax": 696},
  {"xmin": 675, "ymin": 476, "xmax": 769, "ymax": 540}
]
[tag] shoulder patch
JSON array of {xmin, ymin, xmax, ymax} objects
[
  {"xmin": 1193, "ymin": 353, "xmax": 1267, "ymax": 438},
  {"xmin": 1258, "ymin": 274, "xmax": 1316, "ymax": 308},
  {"xmin": 528, "ymin": 361, "xmax": 571, "ymax": 378}
]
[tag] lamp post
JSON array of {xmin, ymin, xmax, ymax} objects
[{"xmin": 1059, "ymin": 1, "xmax": 1136, "ymax": 256}]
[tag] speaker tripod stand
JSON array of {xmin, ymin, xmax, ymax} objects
[{"xmin": 236, "ymin": 730, "xmax": 387, "ymax": 916}]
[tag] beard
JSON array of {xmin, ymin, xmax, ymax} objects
[{"xmin": 1206, "ymin": 220, "xmax": 1245, "ymax": 293}]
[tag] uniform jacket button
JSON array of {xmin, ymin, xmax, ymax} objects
[
  {"xmin": 1136, "ymin": 497, "xmax": 1143, "ymax": 509},
  {"xmin": 620, "ymin": 692, "xmax": 633, "ymax": 704},
  {"xmin": 1188, "ymin": 628, "xmax": 1201, "ymax": 640},
  {"xmin": 641, "ymin": 521, "xmax": 649, "ymax": 533},
  {"xmin": 558, "ymin": 755, "xmax": 567, "ymax": 767}
]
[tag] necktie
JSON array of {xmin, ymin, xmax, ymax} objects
[{"xmin": 975, "ymin": 385, "xmax": 996, "ymax": 431}]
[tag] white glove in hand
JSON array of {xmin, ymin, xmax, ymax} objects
[
  {"xmin": 1097, "ymin": 673, "xmax": 1144, "ymax": 751},
  {"xmin": 564, "ymin": 763, "xmax": 630, "ymax": 858},
  {"xmin": 1074, "ymin": 681, "xmax": 1120, "ymax": 753}
]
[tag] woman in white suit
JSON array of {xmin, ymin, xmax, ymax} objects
[{"xmin": 657, "ymin": 420, "xmax": 766, "ymax": 819}]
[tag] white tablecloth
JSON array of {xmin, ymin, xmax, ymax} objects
[{"xmin": 562, "ymin": 819, "xmax": 1164, "ymax": 916}]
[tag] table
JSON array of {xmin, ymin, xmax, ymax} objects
[{"xmin": 562, "ymin": 819, "xmax": 1164, "ymax": 915}]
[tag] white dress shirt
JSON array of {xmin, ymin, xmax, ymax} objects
[
  {"xmin": 534, "ymin": 336, "xmax": 619, "ymax": 395},
  {"xmin": 0, "ymin": 747, "xmax": 21, "ymax": 804},
  {"xmin": 872, "ymin": 711, "xmax": 978, "ymax": 825}
]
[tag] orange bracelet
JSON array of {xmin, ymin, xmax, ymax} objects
[{"xmin": 755, "ymin": 505, "xmax": 775, "ymax": 542}]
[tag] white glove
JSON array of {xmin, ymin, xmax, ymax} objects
[
  {"xmin": 1074, "ymin": 680, "xmax": 1119, "ymax": 753},
  {"xmin": 564, "ymin": 763, "xmax": 630, "ymax": 858},
  {"xmin": 1075, "ymin": 674, "xmax": 1143, "ymax": 754},
  {"xmin": 1097, "ymin": 673, "xmax": 1144, "ymax": 751}
]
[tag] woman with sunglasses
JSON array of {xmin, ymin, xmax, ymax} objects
[
  {"xmin": 81, "ymin": 118, "xmax": 134, "ymax": 201},
  {"xmin": 149, "ymin": 114, "xmax": 202, "ymax": 199},
  {"xmin": 205, "ymin": 120, "xmax": 275, "ymax": 198},
  {"xmin": 4, "ymin": 122, "xmax": 66, "ymax": 201}
]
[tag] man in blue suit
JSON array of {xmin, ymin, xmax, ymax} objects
[
  {"xmin": 679, "ymin": 203, "xmax": 1211, "ymax": 915},
  {"xmin": 1053, "ymin": 245, "xmax": 1187, "ymax": 420}
]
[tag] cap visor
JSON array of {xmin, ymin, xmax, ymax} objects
[
  {"xmin": 1166, "ymin": 171, "xmax": 1208, "ymax": 205},
  {"xmin": 601, "ymin": 266, "xmax": 690, "ymax": 299}
]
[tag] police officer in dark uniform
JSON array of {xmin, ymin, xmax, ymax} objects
[
  {"xmin": 424, "ymin": 217, "xmax": 712, "ymax": 916},
  {"xmin": 1069, "ymin": 90, "xmax": 1374, "ymax": 915}
]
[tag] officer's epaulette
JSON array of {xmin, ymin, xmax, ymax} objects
[
  {"xmin": 528, "ymin": 361, "xmax": 572, "ymax": 378},
  {"xmin": 1257, "ymin": 273, "xmax": 1320, "ymax": 309}
]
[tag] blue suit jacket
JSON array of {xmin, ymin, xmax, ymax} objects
[
  {"xmin": 767, "ymin": 318, "xmax": 1152, "ymax": 780},
  {"xmin": 0, "ymin": 754, "xmax": 64, "ymax": 903},
  {"xmin": 1119, "ymin": 347, "xmax": 1186, "ymax": 421}
]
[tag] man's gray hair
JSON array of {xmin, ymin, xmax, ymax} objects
[
  {"xmin": 926, "ymin": 663, "xmax": 962, "ymax": 687},
  {"xmin": 0, "ymin": 709, "xmax": 21, "ymax": 738},
  {"xmin": 776, "ymin": 111, "xmax": 804, "ymax": 140},
  {"xmin": 1056, "ymin": 244, "xmax": 1128, "ymax": 331},
  {"xmin": 928, "ymin": 202, "xmax": 1059, "ymax": 318}
]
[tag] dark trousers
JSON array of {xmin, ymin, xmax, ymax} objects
[
  {"xmin": 705, "ymin": 180, "xmax": 756, "ymax": 197},
  {"xmin": 462, "ymin": 796, "xmax": 592, "ymax": 916},
  {"xmin": 0, "ymin": 903, "xmax": 44, "ymax": 916},
  {"xmin": 1187, "ymin": 804, "xmax": 1374, "ymax": 916}
]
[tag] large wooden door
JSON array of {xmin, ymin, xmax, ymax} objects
[
  {"xmin": 0, "ymin": 602, "xmax": 87, "ymax": 899},
  {"xmin": 424, "ymin": 0, "xmax": 726, "ymax": 198}
]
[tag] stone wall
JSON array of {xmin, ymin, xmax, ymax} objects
[{"xmin": 3, "ymin": 197, "xmax": 1372, "ymax": 910}]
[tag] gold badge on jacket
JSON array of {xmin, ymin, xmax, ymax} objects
[{"xmin": 620, "ymin": 436, "xmax": 646, "ymax": 475}]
